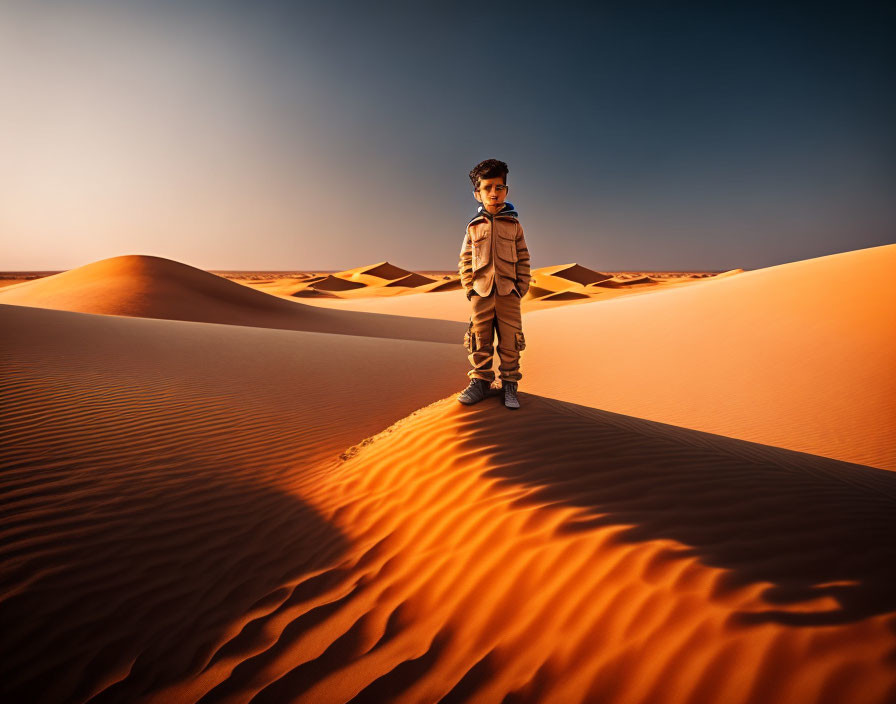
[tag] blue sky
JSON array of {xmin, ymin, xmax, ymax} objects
[{"xmin": 1, "ymin": 0, "xmax": 893, "ymax": 270}]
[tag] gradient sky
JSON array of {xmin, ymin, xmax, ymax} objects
[{"xmin": 1, "ymin": 0, "xmax": 893, "ymax": 271}]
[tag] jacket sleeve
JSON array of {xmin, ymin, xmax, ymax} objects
[
  {"xmin": 459, "ymin": 229, "xmax": 474, "ymax": 295},
  {"xmin": 516, "ymin": 224, "xmax": 531, "ymax": 294}
]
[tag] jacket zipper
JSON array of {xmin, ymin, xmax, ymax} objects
[{"xmin": 490, "ymin": 209, "xmax": 495, "ymax": 265}]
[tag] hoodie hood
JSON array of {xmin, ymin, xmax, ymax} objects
[{"xmin": 469, "ymin": 201, "xmax": 518, "ymax": 225}]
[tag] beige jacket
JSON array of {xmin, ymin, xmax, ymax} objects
[{"xmin": 459, "ymin": 205, "xmax": 532, "ymax": 297}]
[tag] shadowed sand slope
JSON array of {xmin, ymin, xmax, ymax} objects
[
  {"xmin": 520, "ymin": 244, "xmax": 896, "ymax": 470},
  {"xmin": 545, "ymin": 263, "xmax": 614, "ymax": 285},
  {"xmin": 385, "ymin": 273, "xmax": 438, "ymax": 288},
  {"xmin": 352, "ymin": 262, "xmax": 414, "ymax": 280},
  {"xmin": 0, "ymin": 255, "xmax": 464, "ymax": 343},
  {"xmin": 0, "ymin": 302, "xmax": 468, "ymax": 703}
]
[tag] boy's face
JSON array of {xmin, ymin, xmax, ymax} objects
[{"xmin": 473, "ymin": 176, "xmax": 508, "ymax": 214}]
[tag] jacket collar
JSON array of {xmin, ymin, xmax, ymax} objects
[{"xmin": 468, "ymin": 201, "xmax": 518, "ymax": 226}]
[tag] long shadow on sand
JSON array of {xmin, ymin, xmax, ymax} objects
[{"xmin": 455, "ymin": 393, "xmax": 896, "ymax": 629}]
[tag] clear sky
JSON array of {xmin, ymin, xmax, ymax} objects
[{"xmin": 1, "ymin": 0, "xmax": 893, "ymax": 271}]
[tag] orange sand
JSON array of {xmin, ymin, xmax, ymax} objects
[
  {"xmin": 1, "ymin": 246, "xmax": 894, "ymax": 703},
  {"xmin": 520, "ymin": 244, "xmax": 896, "ymax": 471}
]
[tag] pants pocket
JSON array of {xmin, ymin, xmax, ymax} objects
[
  {"xmin": 514, "ymin": 331, "xmax": 526, "ymax": 351},
  {"xmin": 464, "ymin": 321, "xmax": 477, "ymax": 352}
]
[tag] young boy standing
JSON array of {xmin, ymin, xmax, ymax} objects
[{"xmin": 457, "ymin": 159, "xmax": 531, "ymax": 409}]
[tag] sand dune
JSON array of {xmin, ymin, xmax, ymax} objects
[
  {"xmin": 384, "ymin": 273, "xmax": 437, "ymax": 288},
  {"xmin": 2, "ymin": 304, "xmax": 894, "ymax": 702},
  {"xmin": 292, "ymin": 287, "xmax": 342, "ymax": 298},
  {"xmin": 540, "ymin": 263, "xmax": 614, "ymax": 286},
  {"xmin": 0, "ymin": 254, "xmax": 464, "ymax": 344},
  {"xmin": 288, "ymin": 264, "xmax": 702, "ymax": 321},
  {"xmin": 309, "ymin": 275, "xmax": 368, "ymax": 291},
  {"xmin": 540, "ymin": 290, "xmax": 591, "ymax": 301},
  {"xmin": 520, "ymin": 244, "xmax": 896, "ymax": 470},
  {"xmin": 351, "ymin": 261, "xmax": 414, "ymax": 280},
  {"xmin": 197, "ymin": 263, "xmax": 728, "ymax": 317},
  {"xmin": 522, "ymin": 284, "xmax": 556, "ymax": 299},
  {"xmin": 713, "ymin": 268, "xmax": 746, "ymax": 278}
]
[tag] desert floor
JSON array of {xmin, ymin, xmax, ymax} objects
[{"xmin": 1, "ymin": 246, "xmax": 895, "ymax": 703}]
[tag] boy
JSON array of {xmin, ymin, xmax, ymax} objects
[{"xmin": 457, "ymin": 159, "xmax": 531, "ymax": 409}]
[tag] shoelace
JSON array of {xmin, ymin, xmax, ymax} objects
[{"xmin": 504, "ymin": 384, "xmax": 518, "ymax": 399}]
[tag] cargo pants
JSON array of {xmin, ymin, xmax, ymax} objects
[{"xmin": 463, "ymin": 284, "xmax": 526, "ymax": 384}]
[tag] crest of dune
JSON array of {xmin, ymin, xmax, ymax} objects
[
  {"xmin": 0, "ymin": 254, "xmax": 274, "ymax": 317},
  {"xmin": 712, "ymin": 268, "xmax": 746, "ymax": 278},
  {"xmin": 384, "ymin": 272, "xmax": 438, "ymax": 288},
  {"xmin": 349, "ymin": 261, "xmax": 414, "ymax": 280},
  {"xmin": 590, "ymin": 276, "xmax": 657, "ymax": 288}
]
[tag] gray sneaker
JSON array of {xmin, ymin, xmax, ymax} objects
[
  {"xmin": 457, "ymin": 378, "xmax": 493, "ymax": 405},
  {"xmin": 503, "ymin": 381, "xmax": 520, "ymax": 409}
]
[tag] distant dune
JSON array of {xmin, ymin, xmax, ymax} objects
[
  {"xmin": 352, "ymin": 261, "xmax": 414, "ymax": 280},
  {"xmin": 0, "ymin": 254, "xmax": 463, "ymax": 343},
  {"xmin": 309, "ymin": 274, "xmax": 368, "ymax": 291},
  {"xmin": 384, "ymin": 272, "xmax": 437, "ymax": 288},
  {"xmin": 543, "ymin": 263, "xmax": 614, "ymax": 285}
]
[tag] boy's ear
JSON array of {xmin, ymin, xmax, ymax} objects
[{"xmin": 473, "ymin": 190, "xmax": 482, "ymax": 202}]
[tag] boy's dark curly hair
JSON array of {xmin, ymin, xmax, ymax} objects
[{"xmin": 469, "ymin": 159, "xmax": 509, "ymax": 191}]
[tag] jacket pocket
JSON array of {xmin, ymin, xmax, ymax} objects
[
  {"xmin": 496, "ymin": 234, "xmax": 517, "ymax": 263},
  {"xmin": 471, "ymin": 233, "xmax": 490, "ymax": 268},
  {"xmin": 514, "ymin": 331, "xmax": 526, "ymax": 351}
]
